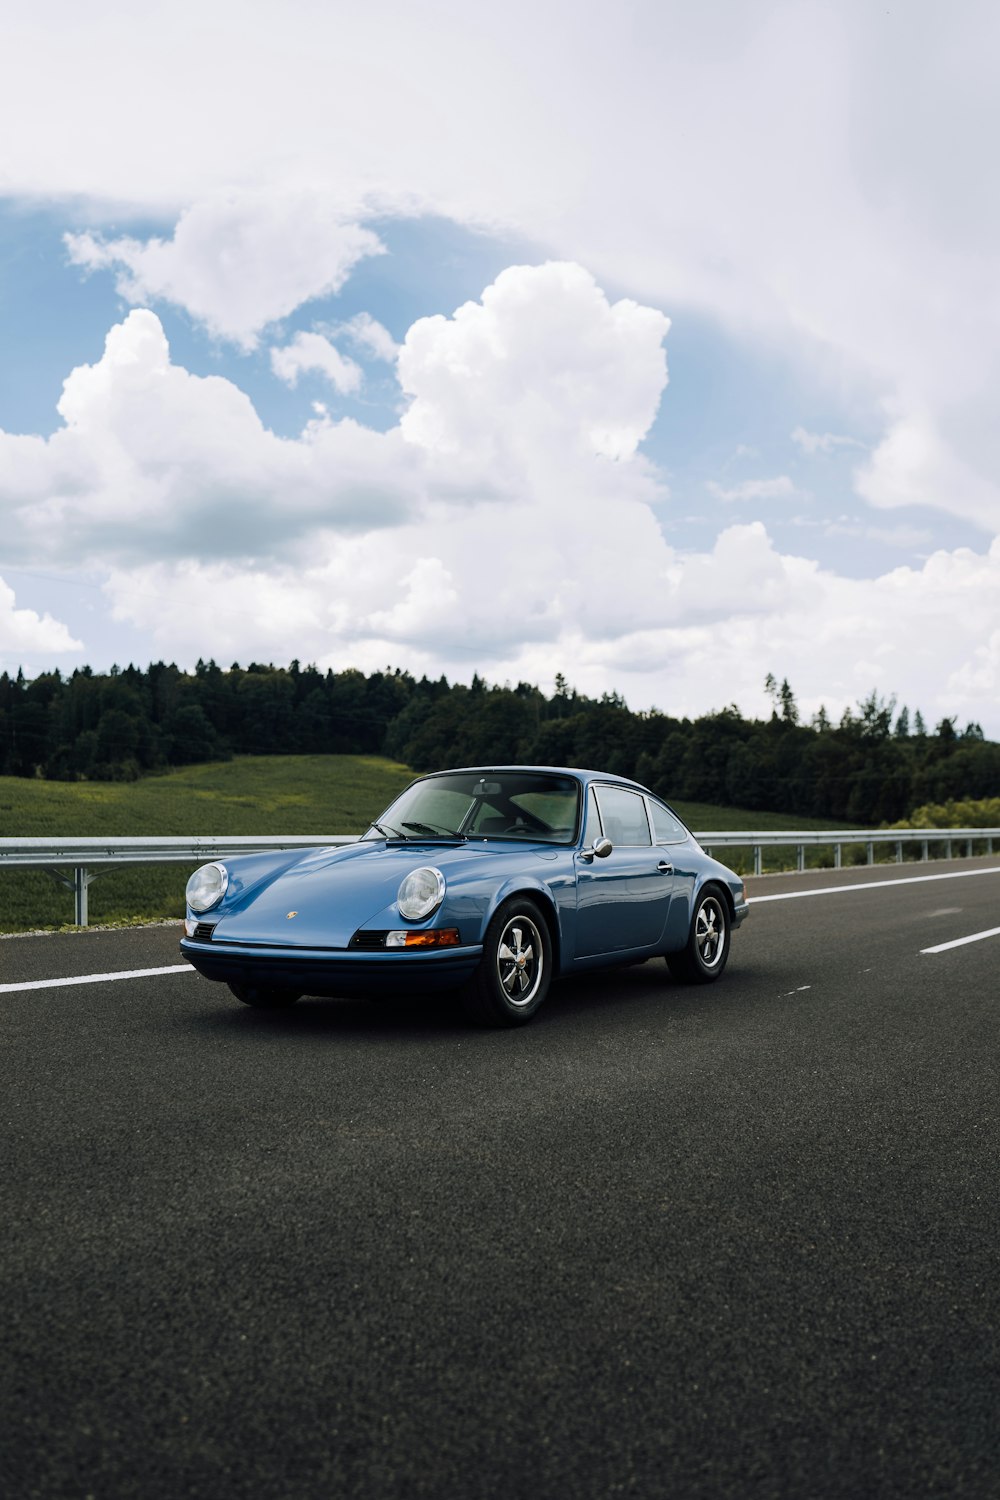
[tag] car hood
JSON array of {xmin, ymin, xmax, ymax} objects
[{"xmin": 211, "ymin": 839, "xmax": 559, "ymax": 948}]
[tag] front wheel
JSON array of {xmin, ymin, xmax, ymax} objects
[
  {"xmin": 228, "ymin": 981, "xmax": 301, "ymax": 1009},
  {"xmin": 666, "ymin": 888, "xmax": 731, "ymax": 984},
  {"xmin": 460, "ymin": 898, "xmax": 552, "ymax": 1026}
]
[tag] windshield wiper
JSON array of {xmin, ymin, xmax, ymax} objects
[
  {"xmin": 400, "ymin": 820, "xmax": 466, "ymax": 839},
  {"xmin": 370, "ymin": 821, "xmax": 401, "ymax": 839}
]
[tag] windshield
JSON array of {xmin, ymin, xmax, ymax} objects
[{"xmin": 364, "ymin": 771, "xmax": 581, "ymax": 844}]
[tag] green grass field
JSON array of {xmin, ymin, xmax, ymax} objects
[{"xmin": 0, "ymin": 757, "xmax": 885, "ymax": 934}]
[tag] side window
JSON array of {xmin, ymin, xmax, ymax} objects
[
  {"xmin": 594, "ymin": 786, "xmax": 651, "ymax": 846},
  {"xmin": 581, "ymin": 786, "xmax": 602, "ymax": 846},
  {"xmin": 649, "ymin": 800, "xmax": 688, "ymax": 844}
]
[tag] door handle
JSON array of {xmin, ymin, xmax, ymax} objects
[{"xmin": 657, "ymin": 861, "xmax": 673, "ymax": 874}]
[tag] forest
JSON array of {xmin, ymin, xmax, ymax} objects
[{"xmin": 1, "ymin": 659, "xmax": 997, "ymax": 827}]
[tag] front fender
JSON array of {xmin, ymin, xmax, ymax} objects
[
  {"xmin": 484, "ymin": 873, "xmax": 569, "ymax": 970},
  {"xmin": 351, "ymin": 851, "xmax": 574, "ymax": 964}
]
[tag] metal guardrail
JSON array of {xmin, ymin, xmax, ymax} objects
[
  {"xmin": 698, "ymin": 828, "xmax": 999, "ymax": 876},
  {"xmin": 1, "ymin": 828, "xmax": 997, "ymax": 926}
]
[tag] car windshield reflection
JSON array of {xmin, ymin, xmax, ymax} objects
[{"xmin": 364, "ymin": 771, "xmax": 580, "ymax": 845}]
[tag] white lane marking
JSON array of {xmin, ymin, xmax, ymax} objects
[
  {"xmin": 0, "ymin": 964, "xmax": 195, "ymax": 995},
  {"xmin": 750, "ymin": 866, "xmax": 1000, "ymax": 903},
  {"xmin": 921, "ymin": 927, "xmax": 1000, "ymax": 955}
]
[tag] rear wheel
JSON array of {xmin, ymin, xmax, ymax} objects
[
  {"xmin": 666, "ymin": 887, "xmax": 731, "ymax": 984},
  {"xmin": 228, "ymin": 981, "xmax": 301, "ymax": 1009},
  {"xmin": 461, "ymin": 898, "xmax": 552, "ymax": 1026}
]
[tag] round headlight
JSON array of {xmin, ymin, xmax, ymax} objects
[
  {"xmin": 397, "ymin": 866, "xmax": 446, "ymax": 921},
  {"xmin": 186, "ymin": 862, "xmax": 229, "ymax": 914}
]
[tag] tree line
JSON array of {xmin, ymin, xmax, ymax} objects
[{"xmin": 1, "ymin": 660, "xmax": 997, "ymax": 826}]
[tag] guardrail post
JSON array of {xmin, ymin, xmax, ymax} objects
[
  {"xmin": 74, "ymin": 867, "xmax": 90, "ymax": 926},
  {"xmin": 895, "ymin": 841, "xmax": 903, "ymax": 863},
  {"xmin": 921, "ymin": 840, "xmax": 928, "ymax": 861},
  {"xmin": 43, "ymin": 865, "xmax": 99, "ymax": 926},
  {"xmin": 866, "ymin": 841, "xmax": 874, "ymax": 865},
  {"xmin": 796, "ymin": 844, "xmax": 805, "ymax": 872},
  {"xmin": 945, "ymin": 839, "xmax": 952, "ymax": 860},
  {"xmin": 754, "ymin": 845, "xmax": 762, "ymax": 876},
  {"xmin": 834, "ymin": 843, "xmax": 842, "ymax": 868}
]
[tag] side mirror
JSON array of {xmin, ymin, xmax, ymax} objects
[{"xmin": 581, "ymin": 836, "xmax": 614, "ymax": 863}]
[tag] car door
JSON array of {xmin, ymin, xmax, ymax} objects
[{"xmin": 573, "ymin": 784, "xmax": 675, "ymax": 957}]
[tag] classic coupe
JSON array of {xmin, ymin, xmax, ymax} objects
[{"xmin": 180, "ymin": 766, "xmax": 749, "ymax": 1026}]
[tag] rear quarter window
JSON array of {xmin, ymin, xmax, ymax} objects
[
  {"xmin": 649, "ymin": 800, "xmax": 688, "ymax": 844},
  {"xmin": 595, "ymin": 786, "xmax": 652, "ymax": 846}
]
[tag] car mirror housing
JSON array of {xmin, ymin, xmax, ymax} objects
[{"xmin": 581, "ymin": 836, "xmax": 613, "ymax": 862}]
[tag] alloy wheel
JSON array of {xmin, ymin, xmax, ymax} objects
[{"xmin": 496, "ymin": 915, "xmax": 544, "ymax": 1006}]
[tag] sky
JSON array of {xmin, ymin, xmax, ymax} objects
[{"xmin": 1, "ymin": 0, "xmax": 999, "ymax": 735}]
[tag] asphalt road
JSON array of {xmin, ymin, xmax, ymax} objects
[{"xmin": 2, "ymin": 858, "xmax": 998, "ymax": 1500}]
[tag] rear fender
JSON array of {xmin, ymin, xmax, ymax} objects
[{"xmin": 670, "ymin": 874, "xmax": 735, "ymax": 950}]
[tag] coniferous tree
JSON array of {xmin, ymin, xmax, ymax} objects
[{"xmin": 0, "ymin": 660, "xmax": 997, "ymax": 827}]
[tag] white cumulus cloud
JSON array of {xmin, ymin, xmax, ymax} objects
[
  {"xmin": 0, "ymin": 577, "xmax": 82, "ymax": 658},
  {"xmin": 0, "ymin": 3, "xmax": 995, "ymax": 494},
  {"xmin": 1, "ymin": 1, "xmax": 993, "ymax": 557},
  {"xmin": 581, "ymin": 534, "xmax": 1000, "ymax": 733},
  {"xmin": 97, "ymin": 524, "xmax": 1000, "ymax": 739},
  {"xmin": 270, "ymin": 332, "xmax": 363, "ymax": 393},
  {"xmin": 398, "ymin": 262, "xmax": 670, "ymax": 464},
  {"xmin": 855, "ymin": 409, "xmax": 1000, "ymax": 532},
  {"xmin": 336, "ymin": 313, "xmax": 400, "ymax": 364},
  {"xmin": 3, "ymin": 256, "xmax": 1000, "ymax": 734},
  {"xmin": 65, "ymin": 192, "xmax": 385, "ymax": 349},
  {"xmin": 0, "ymin": 309, "xmax": 420, "ymax": 565}
]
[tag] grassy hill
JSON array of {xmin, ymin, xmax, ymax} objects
[
  {"xmin": 0, "ymin": 755, "xmax": 413, "ymax": 933},
  {"xmin": 0, "ymin": 756, "xmax": 848, "ymax": 934}
]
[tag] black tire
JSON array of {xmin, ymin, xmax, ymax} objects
[
  {"xmin": 666, "ymin": 886, "xmax": 731, "ymax": 984},
  {"xmin": 228, "ymin": 981, "xmax": 301, "ymax": 1009},
  {"xmin": 461, "ymin": 897, "xmax": 552, "ymax": 1027}
]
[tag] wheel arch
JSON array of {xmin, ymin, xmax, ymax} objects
[
  {"xmin": 696, "ymin": 874, "xmax": 736, "ymax": 920},
  {"xmin": 664, "ymin": 874, "xmax": 735, "ymax": 957},
  {"xmin": 485, "ymin": 880, "xmax": 562, "ymax": 972}
]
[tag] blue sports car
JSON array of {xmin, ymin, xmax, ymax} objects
[{"xmin": 180, "ymin": 766, "xmax": 749, "ymax": 1026}]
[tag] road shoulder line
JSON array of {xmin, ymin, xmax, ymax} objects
[
  {"xmin": 0, "ymin": 964, "xmax": 195, "ymax": 995},
  {"xmin": 750, "ymin": 866, "xmax": 1000, "ymax": 903}
]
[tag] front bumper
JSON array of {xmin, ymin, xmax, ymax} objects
[
  {"xmin": 732, "ymin": 900, "xmax": 751, "ymax": 927},
  {"xmin": 179, "ymin": 936, "xmax": 483, "ymax": 997}
]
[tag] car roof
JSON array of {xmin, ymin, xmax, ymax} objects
[{"xmin": 414, "ymin": 765, "xmax": 654, "ymax": 794}]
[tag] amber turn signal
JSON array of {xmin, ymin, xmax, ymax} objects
[{"xmin": 385, "ymin": 928, "xmax": 461, "ymax": 948}]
